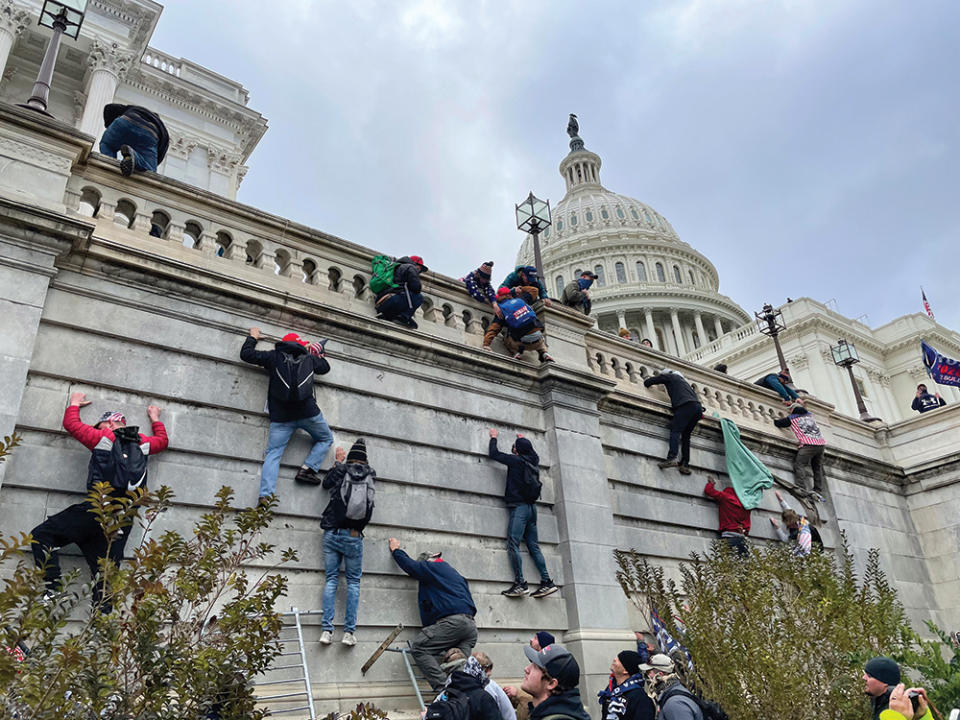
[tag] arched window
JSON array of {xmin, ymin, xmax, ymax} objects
[
  {"xmin": 616, "ymin": 207, "xmax": 625, "ymax": 219},
  {"xmin": 570, "ymin": 213, "xmax": 578, "ymax": 227},
  {"xmin": 215, "ymin": 231, "xmax": 232, "ymax": 257},
  {"xmin": 688, "ymin": 269, "xmax": 696, "ymax": 285},
  {"xmin": 601, "ymin": 208, "xmax": 609, "ymax": 220},
  {"xmin": 150, "ymin": 210, "xmax": 170, "ymax": 238},
  {"xmin": 585, "ymin": 210, "xmax": 593, "ymax": 222},
  {"xmin": 183, "ymin": 221, "xmax": 202, "ymax": 249},
  {"xmin": 630, "ymin": 208, "xmax": 639, "ymax": 220},
  {"xmin": 594, "ymin": 265, "xmax": 605, "ymax": 286},
  {"xmin": 114, "ymin": 199, "xmax": 136, "ymax": 229},
  {"xmin": 636, "ymin": 261, "xmax": 647, "ymax": 282},
  {"xmin": 673, "ymin": 265, "xmax": 682, "ymax": 283},
  {"xmin": 555, "ymin": 275, "xmax": 565, "ymax": 297},
  {"xmin": 655, "ymin": 263, "xmax": 665, "ymax": 282},
  {"xmin": 302, "ymin": 258, "xmax": 317, "ymax": 283},
  {"xmin": 557, "ymin": 220, "xmax": 563, "ymax": 231},
  {"xmin": 615, "ymin": 262, "xmax": 626, "ymax": 283},
  {"xmin": 78, "ymin": 187, "xmax": 101, "ymax": 217},
  {"xmin": 245, "ymin": 239, "xmax": 263, "ymax": 266}
]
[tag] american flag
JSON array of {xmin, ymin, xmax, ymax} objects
[
  {"xmin": 650, "ymin": 608, "xmax": 693, "ymax": 669},
  {"xmin": 922, "ymin": 288, "xmax": 935, "ymax": 319}
]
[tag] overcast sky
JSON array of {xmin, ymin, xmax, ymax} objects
[{"xmin": 152, "ymin": 0, "xmax": 959, "ymax": 333}]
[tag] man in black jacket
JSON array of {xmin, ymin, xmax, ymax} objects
[
  {"xmin": 521, "ymin": 644, "xmax": 591, "ymax": 720},
  {"xmin": 99, "ymin": 103, "xmax": 169, "ymax": 176},
  {"xmin": 389, "ymin": 537, "xmax": 478, "ymax": 691},
  {"xmin": 488, "ymin": 428, "xmax": 557, "ymax": 599},
  {"xmin": 240, "ymin": 328, "xmax": 333, "ymax": 504},
  {"xmin": 863, "ymin": 656, "xmax": 900, "ymax": 720},
  {"xmin": 375, "ymin": 255, "xmax": 427, "ymax": 328},
  {"xmin": 911, "ymin": 384, "xmax": 947, "ymax": 413},
  {"xmin": 319, "ymin": 439, "xmax": 374, "ymax": 648},
  {"xmin": 428, "ymin": 656, "xmax": 502, "ymax": 720},
  {"xmin": 643, "ymin": 369, "xmax": 703, "ymax": 475},
  {"xmin": 598, "ymin": 651, "xmax": 655, "ymax": 720}
]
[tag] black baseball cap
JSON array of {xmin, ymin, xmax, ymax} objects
[
  {"xmin": 580, "ymin": 271, "xmax": 599, "ymax": 279},
  {"xmin": 523, "ymin": 643, "xmax": 580, "ymax": 689}
]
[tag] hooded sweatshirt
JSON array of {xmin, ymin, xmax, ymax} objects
[
  {"xmin": 643, "ymin": 371, "xmax": 699, "ymax": 408},
  {"xmin": 501, "ymin": 265, "xmax": 549, "ymax": 300},
  {"xmin": 528, "ymin": 688, "xmax": 591, "ymax": 720},
  {"xmin": 391, "ymin": 549, "xmax": 476, "ymax": 626},
  {"xmin": 240, "ymin": 336, "xmax": 331, "ymax": 422},
  {"xmin": 488, "ymin": 437, "xmax": 540, "ymax": 507},
  {"xmin": 376, "ymin": 256, "xmax": 424, "ymax": 301},
  {"xmin": 321, "ymin": 461, "xmax": 376, "ymax": 531}
]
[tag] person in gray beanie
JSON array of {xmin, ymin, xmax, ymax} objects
[
  {"xmin": 488, "ymin": 428, "xmax": 558, "ymax": 599},
  {"xmin": 863, "ymin": 656, "xmax": 901, "ymax": 720}
]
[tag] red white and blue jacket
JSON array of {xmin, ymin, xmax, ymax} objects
[{"xmin": 63, "ymin": 405, "xmax": 169, "ymax": 492}]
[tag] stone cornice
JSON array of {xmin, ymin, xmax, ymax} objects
[
  {"xmin": 88, "ymin": 0, "xmax": 160, "ymax": 57},
  {"xmin": 0, "ymin": 0, "xmax": 30, "ymax": 37}
]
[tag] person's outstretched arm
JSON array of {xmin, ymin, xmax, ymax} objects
[
  {"xmin": 488, "ymin": 429, "xmax": 520, "ymax": 467},
  {"xmin": 240, "ymin": 327, "xmax": 273, "ymax": 366},
  {"xmin": 390, "ymin": 538, "xmax": 427, "ymax": 580},
  {"xmin": 141, "ymin": 404, "xmax": 169, "ymax": 454}
]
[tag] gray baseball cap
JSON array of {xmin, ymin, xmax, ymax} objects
[{"xmin": 523, "ymin": 643, "xmax": 580, "ymax": 689}]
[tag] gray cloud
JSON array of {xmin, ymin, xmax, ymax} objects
[{"xmin": 152, "ymin": 0, "xmax": 959, "ymax": 331}]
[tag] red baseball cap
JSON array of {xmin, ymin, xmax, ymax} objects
[
  {"xmin": 282, "ymin": 332, "xmax": 309, "ymax": 346},
  {"xmin": 409, "ymin": 255, "xmax": 428, "ymax": 271}
]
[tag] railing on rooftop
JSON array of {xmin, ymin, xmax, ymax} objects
[{"xmin": 142, "ymin": 50, "xmax": 182, "ymax": 78}]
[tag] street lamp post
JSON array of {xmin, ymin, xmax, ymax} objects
[
  {"xmin": 515, "ymin": 191, "xmax": 551, "ymax": 278},
  {"xmin": 755, "ymin": 302, "xmax": 788, "ymax": 373},
  {"xmin": 22, "ymin": 0, "xmax": 87, "ymax": 115},
  {"xmin": 831, "ymin": 338, "xmax": 881, "ymax": 422}
]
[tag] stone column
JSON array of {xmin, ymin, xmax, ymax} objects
[
  {"xmin": 694, "ymin": 311, "xmax": 707, "ymax": 347},
  {"xmin": 539, "ymin": 368, "xmax": 625, "ymax": 717},
  {"xmin": 644, "ymin": 309, "xmax": 657, "ymax": 349},
  {"xmin": 670, "ymin": 309, "xmax": 686, "ymax": 355},
  {"xmin": 616, "ymin": 310, "xmax": 627, "ymax": 330},
  {"xmin": 78, "ymin": 40, "xmax": 135, "ymax": 144},
  {"xmin": 714, "ymin": 316, "xmax": 724, "ymax": 339},
  {"xmin": 0, "ymin": 0, "xmax": 30, "ymax": 79}
]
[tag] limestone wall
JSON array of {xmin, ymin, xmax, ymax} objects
[{"xmin": 1, "ymin": 104, "xmax": 958, "ymax": 719}]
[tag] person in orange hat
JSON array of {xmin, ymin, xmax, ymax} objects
[
  {"xmin": 374, "ymin": 255, "xmax": 427, "ymax": 329},
  {"xmin": 241, "ymin": 328, "xmax": 332, "ymax": 504}
]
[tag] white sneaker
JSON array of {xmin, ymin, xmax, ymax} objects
[
  {"xmin": 342, "ymin": 632, "xmax": 356, "ymax": 647},
  {"xmin": 319, "ymin": 630, "xmax": 333, "ymax": 645}
]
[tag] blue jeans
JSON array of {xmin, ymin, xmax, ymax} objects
[
  {"xmin": 377, "ymin": 291, "xmax": 423, "ymax": 321},
  {"xmin": 507, "ymin": 503, "xmax": 549, "ymax": 584},
  {"xmin": 99, "ymin": 117, "xmax": 159, "ymax": 172},
  {"xmin": 259, "ymin": 412, "xmax": 333, "ymax": 497},
  {"xmin": 322, "ymin": 530, "xmax": 363, "ymax": 632},
  {"xmin": 762, "ymin": 375, "xmax": 799, "ymax": 401}
]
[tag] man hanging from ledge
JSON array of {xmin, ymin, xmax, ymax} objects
[
  {"xmin": 643, "ymin": 369, "xmax": 703, "ymax": 476},
  {"xmin": 773, "ymin": 402, "xmax": 827, "ymax": 496},
  {"xmin": 389, "ymin": 538, "xmax": 478, "ymax": 692},
  {"xmin": 99, "ymin": 104, "xmax": 169, "ymax": 177}
]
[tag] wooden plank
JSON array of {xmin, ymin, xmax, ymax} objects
[{"xmin": 360, "ymin": 623, "xmax": 404, "ymax": 675}]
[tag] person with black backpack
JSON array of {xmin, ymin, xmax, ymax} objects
[
  {"xmin": 424, "ymin": 655, "xmax": 502, "ymax": 720},
  {"xmin": 240, "ymin": 327, "xmax": 333, "ymax": 505},
  {"xmin": 487, "ymin": 429, "xmax": 558, "ymax": 599},
  {"xmin": 30, "ymin": 392, "xmax": 169, "ymax": 609},
  {"xmin": 372, "ymin": 255, "xmax": 427, "ymax": 329},
  {"xmin": 642, "ymin": 654, "xmax": 722, "ymax": 720},
  {"xmin": 318, "ymin": 438, "xmax": 375, "ymax": 648}
]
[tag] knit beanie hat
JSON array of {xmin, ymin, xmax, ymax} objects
[
  {"xmin": 864, "ymin": 656, "xmax": 900, "ymax": 686},
  {"xmin": 536, "ymin": 631, "xmax": 555, "ymax": 649},
  {"xmin": 514, "ymin": 437, "xmax": 534, "ymax": 455},
  {"xmin": 618, "ymin": 650, "xmax": 642, "ymax": 676},
  {"xmin": 346, "ymin": 438, "xmax": 367, "ymax": 464},
  {"xmin": 477, "ymin": 262, "xmax": 494, "ymax": 280}
]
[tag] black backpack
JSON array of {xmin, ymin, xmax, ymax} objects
[
  {"xmin": 516, "ymin": 459, "xmax": 542, "ymax": 504},
  {"xmin": 423, "ymin": 686, "xmax": 471, "ymax": 720},
  {"xmin": 660, "ymin": 687, "xmax": 728, "ymax": 720},
  {"xmin": 100, "ymin": 425, "xmax": 148, "ymax": 492},
  {"xmin": 270, "ymin": 352, "xmax": 315, "ymax": 403}
]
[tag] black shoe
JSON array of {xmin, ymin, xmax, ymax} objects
[
  {"xmin": 657, "ymin": 459, "xmax": 679, "ymax": 469},
  {"xmin": 119, "ymin": 145, "xmax": 135, "ymax": 176},
  {"xmin": 294, "ymin": 467, "xmax": 323, "ymax": 485},
  {"xmin": 678, "ymin": 465, "xmax": 692, "ymax": 475},
  {"xmin": 531, "ymin": 580, "xmax": 559, "ymax": 598},
  {"xmin": 501, "ymin": 581, "xmax": 529, "ymax": 598},
  {"xmin": 404, "ymin": 318, "xmax": 419, "ymax": 329}
]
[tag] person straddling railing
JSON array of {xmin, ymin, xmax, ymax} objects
[
  {"xmin": 755, "ymin": 369, "xmax": 800, "ymax": 404},
  {"xmin": 30, "ymin": 392, "xmax": 168, "ymax": 610},
  {"xmin": 240, "ymin": 328, "xmax": 333, "ymax": 505},
  {"xmin": 643, "ymin": 369, "xmax": 703, "ymax": 476},
  {"xmin": 99, "ymin": 104, "xmax": 169, "ymax": 176},
  {"xmin": 372, "ymin": 255, "xmax": 427, "ymax": 329}
]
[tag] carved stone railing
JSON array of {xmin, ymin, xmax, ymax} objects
[{"xmin": 141, "ymin": 49, "xmax": 182, "ymax": 78}]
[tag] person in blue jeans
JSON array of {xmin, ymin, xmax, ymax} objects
[
  {"xmin": 757, "ymin": 369, "xmax": 800, "ymax": 403},
  {"xmin": 240, "ymin": 327, "xmax": 333, "ymax": 505},
  {"xmin": 487, "ymin": 428, "xmax": 558, "ymax": 599},
  {"xmin": 99, "ymin": 104, "xmax": 169, "ymax": 176},
  {"xmin": 319, "ymin": 438, "xmax": 375, "ymax": 647}
]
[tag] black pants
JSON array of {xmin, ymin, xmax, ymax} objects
[
  {"xmin": 668, "ymin": 402, "xmax": 702, "ymax": 466},
  {"xmin": 31, "ymin": 501, "xmax": 130, "ymax": 608},
  {"xmin": 722, "ymin": 534, "xmax": 749, "ymax": 558}
]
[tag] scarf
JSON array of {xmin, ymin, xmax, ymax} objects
[{"xmin": 578, "ymin": 277, "xmax": 594, "ymax": 290}]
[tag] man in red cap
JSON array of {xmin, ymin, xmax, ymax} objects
[
  {"xmin": 241, "ymin": 328, "xmax": 332, "ymax": 504},
  {"xmin": 374, "ymin": 255, "xmax": 427, "ymax": 329}
]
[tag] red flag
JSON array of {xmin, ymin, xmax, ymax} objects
[{"xmin": 922, "ymin": 288, "xmax": 935, "ymax": 319}]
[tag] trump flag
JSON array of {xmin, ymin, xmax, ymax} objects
[{"xmin": 922, "ymin": 340, "xmax": 960, "ymax": 387}]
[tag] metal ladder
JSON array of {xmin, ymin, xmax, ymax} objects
[{"xmin": 257, "ymin": 607, "xmax": 318, "ymax": 719}]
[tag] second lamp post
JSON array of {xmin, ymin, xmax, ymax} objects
[{"xmin": 516, "ymin": 191, "xmax": 551, "ymax": 278}]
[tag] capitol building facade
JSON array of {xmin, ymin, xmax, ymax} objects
[{"xmin": 517, "ymin": 129, "xmax": 750, "ymax": 354}]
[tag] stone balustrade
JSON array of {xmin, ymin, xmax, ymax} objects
[{"xmin": 142, "ymin": 49, "xmax": 182, "ymax": 77}]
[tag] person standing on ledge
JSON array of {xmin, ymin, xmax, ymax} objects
[
  {"xmin": 487, "ymin": 428, "xmax": 558, "ymax": 599},
  {"xmin": 240, "ymin": 328, "xmax": 333, "ymax": 505},
  {"xmin": 911, "ymin": 383, "xmax": 946, "ymax": 413},
  {"xmin": 643, "ymin": 369, "xmax": 703, "ymax": 476},
  {"xmin": 561, "ymin": 271, "xmax": 598, "ymax": 315},
  {"xmin": 389, "ymin": 538, "xmax": 478, "ymax": 692},
  {"xmin": 99, "ymin": 104, "xmax": 169, "ymax": 176}
]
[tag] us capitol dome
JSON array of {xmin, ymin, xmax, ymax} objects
[{"xmin": 516, "ymin": 117, "xmax": 750, "ymax": 355}]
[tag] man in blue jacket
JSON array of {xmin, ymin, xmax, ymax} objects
[
  {"xmin": 389, "ymin": 538, "xmax": 479, "ymax": 691},
  {"xmin": 488, "ymin": 428, "xmax": 558, "ymax": 599},
  {"xmin": 911, "ymin": 384, "xmax": 946, "ymax": 413}
]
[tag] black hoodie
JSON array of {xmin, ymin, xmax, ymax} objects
[
  {"xmin": 103, "ymin": 104, "xmax": 170, "ymax": 163},
  {"xmin": 444, "ymin": 671, "xmax": 501, "ymax": 720},
  {"xmin": 488, "ymin": 437, "xmax": 540, "ymax": 507},
  {"xmin": 529, "ymin": 688, "xmax": 591, "ymax": 720},
  {"xmin": 643, "ymin": 371, "xmax": 699, "ymax": 409},
  {"xmin": 240, "ymin": 336, "xmax": 331, "ymax": 422}
]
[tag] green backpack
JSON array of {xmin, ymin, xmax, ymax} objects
[{"xmin": 370, "ymin": 254, "xmax": 399, "ymax": 294}]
